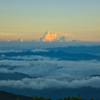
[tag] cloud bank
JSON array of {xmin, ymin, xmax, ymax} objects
[
  {"xmin": 0, "ymin": 51, "xmax": 100, "ymax": 90},
  {"xmin": 0, "ymin": 77, "xmax": 100, "ymax": 90},
  {"xmin": 0, "ymin": 50, "xmax": 22, "ymax": 53},
  {"xmin": 31, "ymin": 49, "xmax": 49, "ymax": 52}
]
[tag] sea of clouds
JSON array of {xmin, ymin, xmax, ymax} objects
[{"xmin": 0, "ymin": 50, "xmax": 100, "ymax": 90}]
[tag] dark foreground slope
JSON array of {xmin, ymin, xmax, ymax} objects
[
  {"xmin": 0, "ymin": 90, "xmax": 95, "ymax": 100},
  {"xmin": 0, "ymin": 90, "xmax": 33, "ymax": 100},
  {"xmin": 1, "ymin": 87, "xmax": 100, "ymax": 100}
]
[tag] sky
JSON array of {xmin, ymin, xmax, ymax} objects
[{"xmin": 0, "ymin": 0, "xmax": 100, "ymax": 42}]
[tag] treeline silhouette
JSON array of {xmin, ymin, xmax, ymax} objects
[
  {"xmin": 0, "ymin": 90, "xmax": 97, "ymax": 100},
  {"xmin": 32, "ymin": 96, "xmax": 95, "ymax": 100}
]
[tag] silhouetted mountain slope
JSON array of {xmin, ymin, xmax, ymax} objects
[
  {"xmin": 0, "ymin": 90, "xmax": 33, "ymax": 100},
  {"xmin": 0, "ymin": 87, "xmax": 100, "ymax": 100}
]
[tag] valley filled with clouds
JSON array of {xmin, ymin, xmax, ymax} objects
[
  {"xmin": 0, "ymin": 48, "xmax": 100, "ymax": 100},
  {"xmin": 0, "ymin": 49, "xmax": 100, "ymax": 90}
]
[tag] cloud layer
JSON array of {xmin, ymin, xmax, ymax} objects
[
  {"xmin": 0, "ymin": 52, "xmax": 100, "ymax": 90},
  {"xmin": 0, "ymin": 77, "xmax": 100, "ymax": 90},
  {"xmin": 0, "ymin": 47, "xmax": 100, "ymax": 91}
]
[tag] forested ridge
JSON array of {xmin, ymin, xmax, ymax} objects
[
  {"xmin": 0, "ymin": 90, "xmax": 32, "ymax": 100},
  {"xmin": 0, "ymin": 90, "xmax": 97, "ymax": 100}
]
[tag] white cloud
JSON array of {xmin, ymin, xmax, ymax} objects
[
  {"xmin": 31, "ymin": 49, "xmax": 49, "ymax": 52},
  {"xmin": 0, "ymin": 58, "xmax": 100, "ymax": 79},
  {"xmin": 8, "ymin": 55, "xmax": 54, "ymax": 61},
  {"xmin": 0, "ymin": 77, "xmax": 100, "ymax": 90},
  {"xmin": 0, "ymin": 50, "xmax": 22, "ymax": 53},
  {"xmin": 0, "ymin": 55, "xmax": 100, "ymax": 89}
]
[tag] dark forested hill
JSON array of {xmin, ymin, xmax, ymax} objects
[{"xmin": 0, "ymin": 90, "xmax": 33, "ymax": 100}]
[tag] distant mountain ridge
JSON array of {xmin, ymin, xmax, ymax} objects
[
  {"xmin": 47, "ymin": 45, "xmax": 100, "ymax": 54},
  {"xmin": 0, "ymin": 50, "xmax": 100, "ymax": 61}
]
